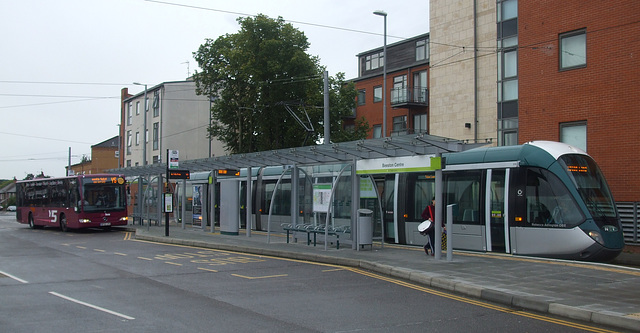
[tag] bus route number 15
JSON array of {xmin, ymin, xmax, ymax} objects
[{"xmin": 49, "ymin": 210, "xmax": 58, "ymax": 223}]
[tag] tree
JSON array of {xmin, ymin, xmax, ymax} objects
[{"xmin": 193, "ymin": 14, "xmax": 367, "ymax": 154}]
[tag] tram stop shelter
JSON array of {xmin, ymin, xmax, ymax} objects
[{"xmin": 111, "ymin": 133, "xmax": 487, "ymax": 255}]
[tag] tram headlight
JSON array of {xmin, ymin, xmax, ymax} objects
[
  {"xmin": 119, "ymin": 217, "xmax": 128, "ymax": 222},
  {"xmin": 588, "ymin": 230, "xmax": 604, "ymax": 245}
]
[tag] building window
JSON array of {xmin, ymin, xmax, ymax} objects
[
  {"xmin": 503, "ymin": 49, "xmax": 517, "ymax": 78},
  {"xmin": 373, "ymin": 86, "xmax": 382, "ymax": 103},
  {"xmin": 416, "ymin": 39, "xmax": 429, "ymax": 61},
  {"xmin": 357, "ymin": 89, "xmax": 366, "ymax": 106},
  {"xmin": 391, "ymin": 75, "xmax": 408, "ymax": 104},
  {"xmin": 126, "ymin": 131, "xmax": 132, "ymax": 155},
  {"xmin": 414, "ymin": 114, "xmax": 427, "ymax": 134},
  {"xmin": 365, "ymin": 52, "xmax": 384, "ymax": 71},
  {"xmin": 126, "ymin": 160, "xmax": 131, "ymax": 167},
  {"xmin": 153, "ymin": 91, "xmax": 160, "ymax": 117},
  {"xmin": 135, "ymin": 131, "xmax": 140, "ymax": 146},
  {"xmin": 153, "ymin": 122, "xmax": 159, "ymax": 150},
  {"xmin": 498, "ymin": 118, "xmax": 518, "ymax": 146},
  {"xmin": 372, "ymin": 125, "xmax": 382, "ymax": 139},
  {"xmin": 136, "ymin": 101, "xmax": 140, "ymax": 115},
  {"xmin": 560, "ymin": 30, "xmax": 586, "ymax": 70},
  {"xmin": 413, "ymin": 71, "xmax": 428, "ymax": 103},
  {"xmin": 392, "ymin": 116, "xmax": 407, "ymax": 136},
  {"xmin": 127, "ymin": 103, "xmax": 132, "ymax": 125},
  {"xmin": 560, "ymin": 121, "xmax": 587, "ymax": 151}
]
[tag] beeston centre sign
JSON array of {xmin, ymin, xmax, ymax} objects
[{"xmin": 356, "ymin": 155, "xmax": 440, "ymax": 174}]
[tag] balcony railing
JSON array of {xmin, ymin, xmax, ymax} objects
[{"xmin": 390, "ymin": 87, "xmax": 428, "ymax": 107}]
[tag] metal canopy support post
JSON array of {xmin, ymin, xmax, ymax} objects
[
  {"xmin": 181, "ymin": 178, "xmax": 186, "ymax": 229},
  {"xmin": 158, "ymin": 174, "xmax": 166, "ymax": 236},
  {"xmin": 351, "ymin": 159, "xmax": 360, "ymax": 251},
  {"xmin": 290, "ymin": 165, "xmax": 298, "ymax": 228},
  {"xmin": 246, "ymin": 167, "xmax": 252, "ymax": 237},
  {"xmin": 324, "ymin": 163, "xmax": 352, "ymax": 251},
  {"xmin": 267, "ymin": 167, "xmax": 291, "ymax": 243},
  {"xmin": 211, "ymin": 170, "xmax": 216, "ymax": 233},
  {"xmin": 434, "ymin": 152, "xmax": 443, "ymax": 260}
]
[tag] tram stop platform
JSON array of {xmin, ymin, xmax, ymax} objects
[{"xmin": 128, "ymin": 223, "xmax": 640, "ymax": 332}]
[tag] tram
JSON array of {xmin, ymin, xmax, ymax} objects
[{"xmin": 387, "ymin": 141, "xmax": 624, "ymax": 261}]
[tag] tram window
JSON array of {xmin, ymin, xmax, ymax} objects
[
  {"xmin": 262, "ymin": 181, "xmax": 292, "ymax": 215},
  {"xmin": 445, "ymin": 171, "xmax": 482, "ymax": 225},
  {"xmin": 525, "ymin": 168, "xmax": 584, "ymax": 228},
  {"xmin": 407, "ymin": 173, "xmax": 434, "ymax": 221},
  {"xmin": 558, "ymin": 155, "xmax": 617, "ymax": 219}
]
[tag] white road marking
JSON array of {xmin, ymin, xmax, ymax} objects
[
  {"xmin": 48, "ymin": 292, "xmax": 135, "ymax": 320},
  {"xmin": 0, "ymin": 270, "xmax": 29, "ymax": 284}
]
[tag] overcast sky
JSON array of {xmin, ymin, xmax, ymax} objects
[{"xmin": 0, "ymin": 0, "xmax": 429, "ymax": 179}]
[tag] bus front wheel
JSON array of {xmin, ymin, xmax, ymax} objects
[{"xmin": 60, "ymin": 214, "xmax": 68, "ymax": 232}]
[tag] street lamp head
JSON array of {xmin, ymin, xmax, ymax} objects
[{"xmin": 373, "ymin": 10, "xmax": 387, "ymax": 17}]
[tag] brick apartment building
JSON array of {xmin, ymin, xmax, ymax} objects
[{"xmin": 350, "ymin": 33, "xmax": 430, "ymax": 138}]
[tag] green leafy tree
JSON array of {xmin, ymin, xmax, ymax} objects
[{"xmin": 193, "ymin": 14, "xmax": 367, "ymax": 153}]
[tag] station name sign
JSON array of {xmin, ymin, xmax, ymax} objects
[{"xmin": 356, "ymin": 155, "xmax": 440, "ymax": 175}]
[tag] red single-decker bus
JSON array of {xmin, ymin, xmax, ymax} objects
[{"xmin": 15, "ymin": 174, "xmax": 128, "ymax": 231}]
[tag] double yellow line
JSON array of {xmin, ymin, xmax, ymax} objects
[{"xmin": 344, "ymin": 267, "xmax": 619, "ymax": 333}]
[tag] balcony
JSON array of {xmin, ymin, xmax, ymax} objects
[{"xmin": 390, "ymin": 87, "xmax": 428, "ymax": 108}]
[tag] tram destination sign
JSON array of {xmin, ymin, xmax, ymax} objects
[
  {"xmin": 356, "ymin": 155, "xmax": 440, "ymax": 174},
  {"xmin": 168, "ymin": 169, "xmax": 190, "ymax": 180}
]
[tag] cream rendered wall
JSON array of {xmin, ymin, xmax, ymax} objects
[
  {"xmin": 429, "ymin": 0, "xmax": 497, "ymax": 143},
  {"xmin": 160, "ymin": 81, "xmax": 227, "ymax": 162}
]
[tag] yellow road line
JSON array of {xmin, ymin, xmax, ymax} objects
[
  {"xmin": 197, "ymin": 267, "xmax": 219, "ymax": 273},
  {"xmin": 165, "ymin": 262, "xmax": 182, "ymax": 266},
  {"xmin": 343, "ymin": 267, "xmax": 620, "ymax": 333},
  {"xmin": 137, "ymin": 257, "xmax": 153, "ymax": 261},
  {"xmin": 114, "ymin": 252, "xmax": 128, "ymax": 256},
  {"xmin": 231, "ymin": 273, "xmax": 288, "ymax": 280},
  {"xmin": 93, "ymin": 249, "xmax": 106, "ymax": 253}
]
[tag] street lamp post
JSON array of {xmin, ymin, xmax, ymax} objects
[
  {"xmin": 133, "ymin": 82, "xmax": 148, "ymax": 166},
  {"xmin": 374, "ymin": 10, "xmax": 387, "ymax": 138}
]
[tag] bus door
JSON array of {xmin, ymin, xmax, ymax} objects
[{"xmin": 486, "ymin": 169, "xmax": 509, "ymax": 253}]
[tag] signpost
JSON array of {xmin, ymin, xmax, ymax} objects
[{"xmin": 165, "ymin": 149, "xmax": 190, "ymax": 237}]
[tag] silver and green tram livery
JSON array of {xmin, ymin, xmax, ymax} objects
[{"xmin": 391, "ymin": 141, "xmax": 624, "ymax": 261}]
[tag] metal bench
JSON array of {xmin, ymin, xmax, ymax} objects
[{"xmin": 281, "ymin": 223, "xmax": 351, "ymax": 249}]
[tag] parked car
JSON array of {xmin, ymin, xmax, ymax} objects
[{"xmin": 7, "ymin": 205, "xmax": 16, "ymax": 211}]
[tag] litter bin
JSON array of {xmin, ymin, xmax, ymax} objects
[{"xmin": 357, "ymin": 208, "xmax": 374, "ymax": 248}]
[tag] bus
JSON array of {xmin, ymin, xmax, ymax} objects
[{"xmin": 15, "ymin": 174, "xmax": 128, "ymax": 231}]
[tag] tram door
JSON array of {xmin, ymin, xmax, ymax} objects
[
  {"xmin": 446, "ymin": 169, "xmax": 510, "ymax": 253},
  {"xmin": 487, "ymin": 169, "xmax": 508, "ymax": 253}
]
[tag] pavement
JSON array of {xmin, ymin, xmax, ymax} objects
[{"xmin": 129, "ymin": 223, "xmax": 640, "ymax": 332}]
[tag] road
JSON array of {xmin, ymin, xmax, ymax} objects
[{"xmin": 0, "ymin": 213, "xmax": 624, "ymax": 332}]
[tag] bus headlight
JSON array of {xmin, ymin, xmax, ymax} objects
[
  {"xmin": 79, "ymin": 219, "xmax": 91, "ymax": 223},
  {"xmin": 588, "ymin": 230, "xmax": 604, "ymax": 245}
]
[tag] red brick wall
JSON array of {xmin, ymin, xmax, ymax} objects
[
  {"xmin": 353, "ymin": 64, "xmax": 430, "ymax": 138},
  {"xmin": 518, "ymin": 0, "xmax": 640, "ymax": 202}
]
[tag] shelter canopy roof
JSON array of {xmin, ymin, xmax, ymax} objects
[{"xmin": 110, "ymin": 134, "xmax": 489, "ymax": 178}]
